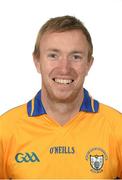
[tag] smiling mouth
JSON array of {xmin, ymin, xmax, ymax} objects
[{"xmin": 52, "ymin": 78, "xmax": 74, "ymax": 84}]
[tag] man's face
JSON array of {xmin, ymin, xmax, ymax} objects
[{"xmin": 34, "ymin": 30, "xmax": 93, "ymax": 102}]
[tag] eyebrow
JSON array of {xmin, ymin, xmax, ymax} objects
[
  {"xmin": 46, "ymin": 49, "xmax": 85, "ymax": 54},
  {"xmin": 70, "ymin": 51, "xmax": 85, "ymax": 54},
  {"xmin": 46, "ymin": 48, "xmax": 60, "ymax": 52}
]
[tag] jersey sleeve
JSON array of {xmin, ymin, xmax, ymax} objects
[
  {"xmin": 0, "ymin": 115, "xmax": 9, "ymax": 178},
  {"xmin": 115, "ymin": 113, "xmax": 122, "ymax": 178},
  {"xmin": 117, "ymin": 138, "xmax": 122, "ymax": 177},
  {"xmin": 0, "ymin": 120, "xmax": 5, "ymax": 178}
]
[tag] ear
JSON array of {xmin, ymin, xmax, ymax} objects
[
  {"xmin": 33, "ymin": 54, "xmax": 41, "ymax": 74},
  {"xmin": 86, "ymin": 56, "xmax": 94, "ymax": 76}
]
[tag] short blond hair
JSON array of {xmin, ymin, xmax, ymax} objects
[{"xmin": 33, "ymin": 15, "xmax": 93, "ymax": 60}]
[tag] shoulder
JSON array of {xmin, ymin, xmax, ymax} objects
[
  {"xmin": 98, "ymin": 103, "xmax": 122, "ymax": 120},
  {"xmin": 0, "ymin": 103, "xmax": 27, "ymax": 131},
  {"xmin": 98, "ymin": 103, "xmax": 122, "ymax": 135}
]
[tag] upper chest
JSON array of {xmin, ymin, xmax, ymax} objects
[{"xmin": 6, "ymin": 113, "xmax": 119, "ymax": 178}]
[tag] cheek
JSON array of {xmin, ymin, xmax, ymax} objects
[
  {"xmin": 41, "ymin": 61, "xmax": 59, "ymax": 76},
  {"xmin": 40, "ymin": 57, "xmax": 56, "ymax": 69},
  {"xmin": 40, "ymin": 63, "xmax": 53, "ymax": 77},
  {"xmin": 75, "ymin": 66, "xmax": 88, "ymax": 77}
]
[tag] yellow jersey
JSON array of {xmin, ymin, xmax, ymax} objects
[{"xmin": 0, "ymin": 88, "xmax": 122, "ymax": 179}]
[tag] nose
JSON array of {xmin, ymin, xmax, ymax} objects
[{"xmin": 59, "ymin": 57, "xmax": 71, "ymax": 74}]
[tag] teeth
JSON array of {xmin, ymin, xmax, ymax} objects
[{"xmin": 54, "ymin": 79, "xmax": 73, "ymax": 84}]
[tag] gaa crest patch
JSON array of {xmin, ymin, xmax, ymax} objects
[{"xmin": 86, "ymin": 147, "xmax": 108, "ymax": 173}]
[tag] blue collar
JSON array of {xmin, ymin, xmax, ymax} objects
[{"xmin": 27, "ymin": 88, "xmax": 99, "ymax": 117}]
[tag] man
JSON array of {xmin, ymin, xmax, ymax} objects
[{"xmin": 0, "ymin": 15, "xmax": 122, "ymax": 179}]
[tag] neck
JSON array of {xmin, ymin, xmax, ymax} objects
[{"xmin": 41, "ymin": 89, "xmax": 84, "ymax": 125}]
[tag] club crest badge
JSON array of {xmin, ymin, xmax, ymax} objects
[
  {"xmin": 86, "ymin": 147, "xmax": 108, "ymax": 173},
  {"xmin": 90, "ymin": 155, "xmax": 104, "ymax": 171}
]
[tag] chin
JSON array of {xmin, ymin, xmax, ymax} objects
[{"xmin": 51, "ymin": 91, "xmax": 76, "ymax": 103}]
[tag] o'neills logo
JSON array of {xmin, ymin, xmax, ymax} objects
[{"xmin": 49, "ymin": 146, "xmax": 75, "ymax": 154}]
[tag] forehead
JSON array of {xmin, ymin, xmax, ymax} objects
[{"xmin": 39, "ymin": 30, "xmax": 89, "ymax": 52}]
